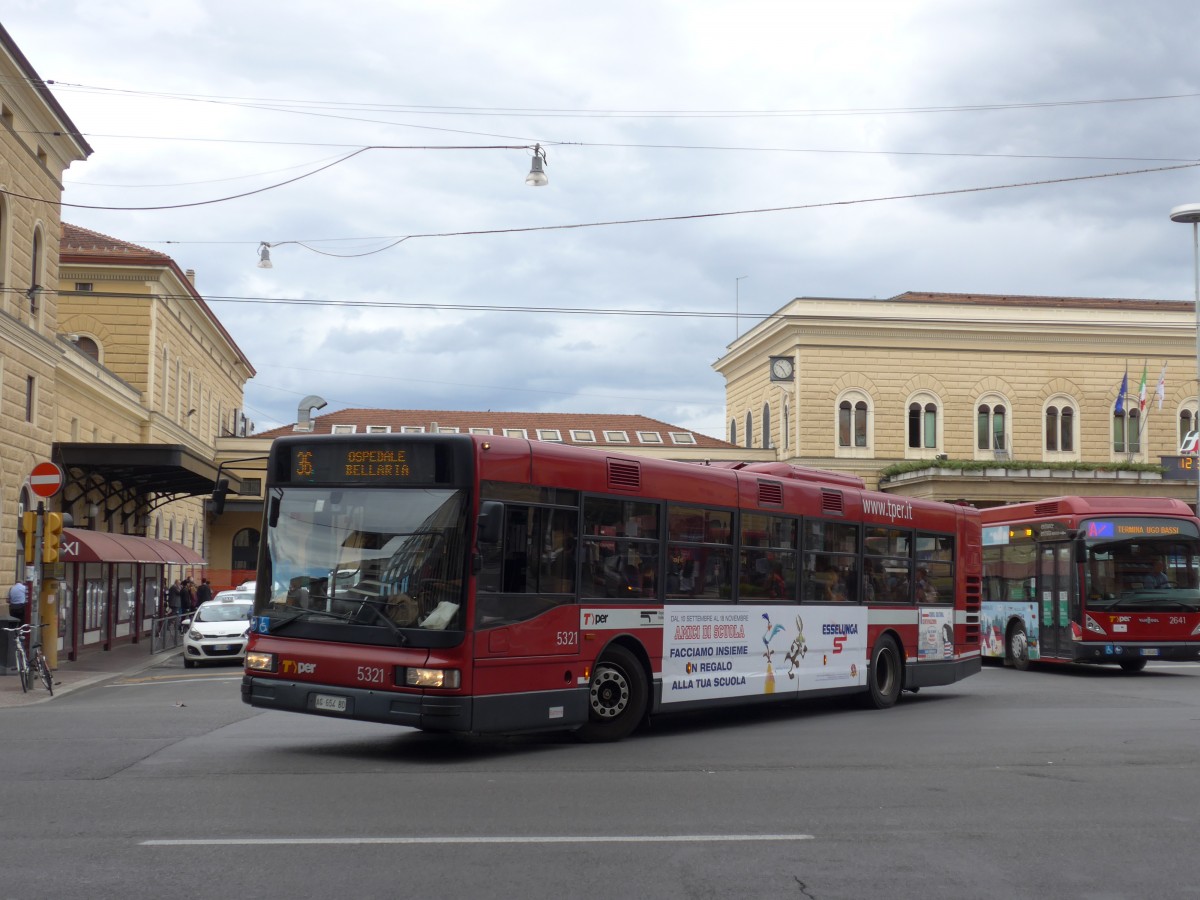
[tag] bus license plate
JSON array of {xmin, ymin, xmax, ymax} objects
[
  {"xmin": 313, "ymin": 694, "xmax": 348, "ymax": 713},
  {"xmin": 1142, "ymin": 649, "xmax": 1160, "ymax": 657}
]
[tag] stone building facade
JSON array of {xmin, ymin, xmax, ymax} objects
[
  {"xmin": 715, "ymin": 291, "xmax": 1196, "ymax": 506},
  {"xmin": 1, "ymin": 24, "xmax": 91, "ymax": 594},
  {"xmin": 0, "ymin": 26, "xmax": 253, "ymax": 657}
]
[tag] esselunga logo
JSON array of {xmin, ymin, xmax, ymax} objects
[
  {"xmin": 280, "ymin": 659, "xmax": 317, "ymax": 675},
  {"xmin": 822, "ymin": 622, "xmax": 859, "ymax": 653}
]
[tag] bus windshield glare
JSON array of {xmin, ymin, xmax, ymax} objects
[
  {"xmin": 257, "ymin": 486, "xmax": 468, "ymax": 635},
  {"xmin": 1083, "ymin": 526, "xmax": 1200, "ymax": 613}
]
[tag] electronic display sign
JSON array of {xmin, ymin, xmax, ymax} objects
[
  {"xmin": 1159, "ymin": 455, "xmax": 1199, "ymax": 482},
  {"xmin": 287, "ymin": 442, "xmax": 445, "ymax": 484}
]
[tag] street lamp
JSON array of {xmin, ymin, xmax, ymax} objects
[{"xmin": 1169, "ymin": 202, "xmax": 1200, "ymax": 513}]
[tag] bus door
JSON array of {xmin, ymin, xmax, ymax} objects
[{"xmin": 1037, "ymin": 541, "xmax": 1077, "ymax": 659}]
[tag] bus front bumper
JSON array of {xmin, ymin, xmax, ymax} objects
[
  {"xmin": 1071, "ymin": 642, "xmax": 1200, "ymax": 664},
  {"xmin": 241, "ymin": 675, "xmax": 588, "ymax": 734}
]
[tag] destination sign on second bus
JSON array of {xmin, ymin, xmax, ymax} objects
[{"xmin": 1084, "ymin": 517, "xmax": 1199, "ymax": 539}]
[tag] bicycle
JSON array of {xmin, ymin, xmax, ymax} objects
[{"xmin": 3, "ymin": 623, "xmax": 53, "ymax": 695}]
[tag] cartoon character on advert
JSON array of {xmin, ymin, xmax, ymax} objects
[
  {"xmin": 785, "ymin": 616, "xmax": 807, "ymax": 679},
  {"xmin": 761, "ymin": 612, "xmax": 785, "ymax": 694}
]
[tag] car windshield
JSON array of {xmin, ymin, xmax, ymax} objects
[
  {"xmin": 258, "ymin": 486, "xmax": 468, "ymax": 637},
  {"xmin": 195, "ymin": 602, "xmax": 252, "ymax": 623}
]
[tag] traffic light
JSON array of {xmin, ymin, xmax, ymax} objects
[
  {"xmin": 42, "ymin": 511, "xmax": 63, "ymax": 564},
  {"xmin": 22, "ymin": 511, "xmax": 36, "ymax": 564}
]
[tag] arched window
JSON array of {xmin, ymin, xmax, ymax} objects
[
  {"xmin": 782, "ymin": 403, "xmax": 789, "ymax": 450},
  {"xmin": 838, "ymin": 400, "xmax": 869, "ymax": 448},
  {"xmin": 232, "ymin": 528, "xmax": 260, "ymax": 571},
  {"xmin": 745, "ymin": 411, "xmax": 754, "ymax": 449},
  {"xmin": 729, "ymin": 418, "xmax": 737, "ymax": 445},
  {"xmin": 76, "ymin": 336, "xmax": 100, "ymax": 362},
  {"xmin": 762, "ymin": 403, "xmax": 772, "ymax": 449},
  {"xmin": 1045, "ymin": 404, "xmax": 1075, "ymax": 452},
  {"xmin": 1113, "ymin": 409, "xmax": 1141, "ymax": 453},
  {"xmin": 1181, "ymin": 407, "xmax": 1198, "ymax": 446},
  {"xmin": 976, "ymin": 401, "xmax": 1007, "ymax": 452},
  {"xmin": 0, "ymin": 195, "xmax": 8, "ymax": 296},
  {"xmin": 908, "ymin": 400, "xmax": 938, "ymax": 449},
  {"xmin": 29, "ymin": 226, "xmax": 42, "ymax": 315}
]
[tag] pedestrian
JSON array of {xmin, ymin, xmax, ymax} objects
[
  {"xmin": 166, "ymin": 579, "xmax": 182, "ymax": 617},
  {"xmin": 196, "ymin": 578, "xmax": 213, "ymax": 607},
  {"xmin": 183, "ymin": 579, "xmax": 198, "ymax": 613},
  {"xmin": 7, "ymin": 581, "xmax": 28, "ymax": 625}
]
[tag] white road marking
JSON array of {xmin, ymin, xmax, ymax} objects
[
  {"xmin": 107, "ymin": 675, "xmax": 243, "ymax": 687},
  {"xmin": 143, "ymin": 834, "xmax": 814, "ymax": 846}
]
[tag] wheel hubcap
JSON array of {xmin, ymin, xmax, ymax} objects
[
  {"xmin": 1011, "ymin": 631, "xmax": 1027, "ymax": 661},
  {"xmin": 590, "ymin": 666, "xmax": 629, "ymax": 719}
]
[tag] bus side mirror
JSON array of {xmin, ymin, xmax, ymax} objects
[
  {"xmin": 478, "ymin": 501, "xmax": 503, "ymax": 545},
  {"xmin": 267, "ymin": 495, "xmax": 281, "ymax": 528}
]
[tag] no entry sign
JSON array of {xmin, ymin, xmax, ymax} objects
[{"xmin": 29, "ymin": 461, "xmax": 64, "ymax": 498}]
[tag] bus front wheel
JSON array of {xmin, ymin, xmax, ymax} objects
[
  {"xmin": 578, "ymin": 645, "xmax": 648, "ymax": 742},
  {"xmin": 863, "ymin": 634, "xmax": 902, "ymax": 709},
  {"xmin": 1008, "ymin": 622, "xmax": 1030, "ymax": 671},
  {"xmin": 1119, "ymin": 658, "xmax": 1147, "ymax": 673}
]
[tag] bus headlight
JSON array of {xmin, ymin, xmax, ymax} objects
[
  {"xmin": 404, "ymin": 667, "xmax": 461, "ymax": 689},
  {"xmin": 246, "ymin": 651, "xmax": 277, "ymax": 672}
]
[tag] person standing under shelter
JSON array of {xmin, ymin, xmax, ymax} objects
[
  {"xmin": 7, "ymin": 581, "xmax": 28, "ymax": 625},
  {"xmin": 196, "ymin": 578, "xmax": 213, "ymax": 606},
  {"xmin": 182, "ymin": 579, "xmax": 198, "ymax": 613},
  {"xmin": 166, "ymin": 579, "xmax": 183, "ymax": 616}
]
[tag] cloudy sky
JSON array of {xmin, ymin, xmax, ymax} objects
[{"xmin": 6, "ymin": 1, "xmax": 1200, "ymax": 438}]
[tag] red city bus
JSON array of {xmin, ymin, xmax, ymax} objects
[
  {"xmin": 980, "ymin": 496, "xmax": 1200, "ymax": 672},
  {"xmin": 242, "ymin": 434, "xmax": 982, "ymax": 740}
]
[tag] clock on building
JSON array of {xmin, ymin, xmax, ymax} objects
[{"xmin": 769, "ymin": 356, "xmax": 795, "ymax": 382}]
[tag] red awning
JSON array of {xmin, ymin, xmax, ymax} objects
[{"xmin": 60, "ymin": 528, "xmax": 206, "ymax": 565}]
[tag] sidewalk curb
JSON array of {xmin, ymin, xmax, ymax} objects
[{"xmin": 1, "ymin": 646, "xmax": 184, "ymax": 708}]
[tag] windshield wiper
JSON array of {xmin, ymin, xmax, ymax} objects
[{"xmin": 264, "ymin": 603, "xmax": 408, "ymax": 645}]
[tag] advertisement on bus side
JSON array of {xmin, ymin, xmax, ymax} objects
[
  {"xmin": 661, "ymin": 604, "xmax": 867, "ymax": 704},
  {"xmin": 917, "ymin": 607, "xmax": 955, "ymax": 660}
]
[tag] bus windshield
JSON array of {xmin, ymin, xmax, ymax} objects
[
  {"xmin": 1084, "ymin": 531, "xmax": 1200, "ymax": 613},
  {"xmin": 257, "ymin": 486, "xmax": 468, "ymax": 636}
]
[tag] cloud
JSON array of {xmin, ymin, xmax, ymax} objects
[{"xmin": 6, "ymin": 0, "xmax": 1200, "ymax": 440}]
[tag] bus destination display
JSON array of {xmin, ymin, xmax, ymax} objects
[{"xmin": 289, "ymin": 442, "xmax": 441, "ymax": 484}]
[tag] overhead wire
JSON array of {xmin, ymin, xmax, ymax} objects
[{"xmin": 35, "ymin": 78, "xmax": 1200, "ymax": 118}]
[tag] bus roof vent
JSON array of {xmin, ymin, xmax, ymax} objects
[
  {"xmin": 607, "ymin": 459, "xmax": 641, "ymax": 491},
  {"xmin": 758, "ymin": 480, "xmax": 783, "ymax": 506},
  {"xmin": 1033, "ymin": 501, "xmax": 1061, "ymax": 517},
  {"xmin": 821, "ymin": 489, "xmax": 844, "ymax": 515}
]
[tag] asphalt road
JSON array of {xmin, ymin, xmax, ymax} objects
[{"xmin": 3, "ymin": 657, "xmax": 1200, "ymax": 900}]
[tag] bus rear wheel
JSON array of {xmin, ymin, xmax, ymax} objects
[
  {"xmin": 1119, "ymin": 658, "xmax": 1147, "ymax": 673},
  {"xmin": 1008, "ymin": 623, "xmax": 1030, "ymax": 671},
  {"xmin": 863, "ymin": 634, "xmax": 902, "ymax": 709},
  {"xmin": 578, "ymin": 645, "xmax": 648, "ymax": 742}
]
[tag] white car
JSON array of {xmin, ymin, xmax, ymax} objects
[
  {"xmin": 183, "ymin": 595, "xmax": 253, "ymax": 668},
  {"xmin": 213, "ymin": 588, "xmax": 255, "ymax": 604}
]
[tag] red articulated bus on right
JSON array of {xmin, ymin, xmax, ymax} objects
[{"xmin": 980, "ymin": 496, "xmax": 1200, "ymax": 672}]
